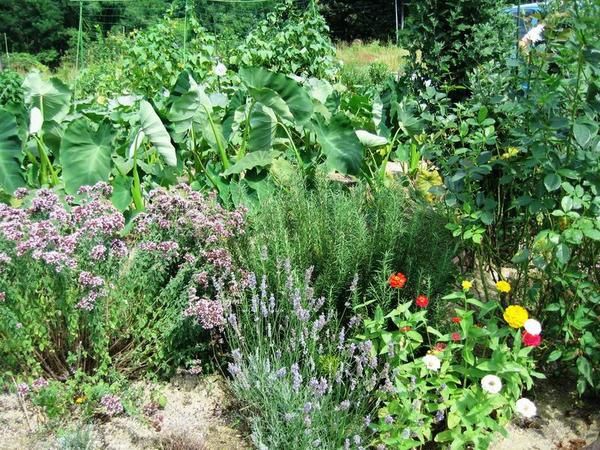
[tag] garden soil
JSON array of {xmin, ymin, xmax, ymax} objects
[
  {"xmin": 0, "ymin": 374, "xmax": 249, "ymax": 449},
  {"xmin": 1, "ymin": 376, "xmax": 598, "ymax": 449}
]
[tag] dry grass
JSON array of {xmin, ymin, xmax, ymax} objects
[{"xmin": 336, "ymin": 40, "xmax": 409, "ymax": 72}]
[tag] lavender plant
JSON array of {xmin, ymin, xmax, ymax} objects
[
  {"xmin": 0, "ymin": 183, "xmax": 246, "ymax": 379},
  {"xmin": 225, "ymin": 262, "xmax": 380, "ymax": 449}
]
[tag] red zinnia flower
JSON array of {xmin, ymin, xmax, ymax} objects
[
  {"xmin": 451, "ymin": 332, "xmax": 461, "ymax": 342},
  {"xmin": 415, "ymin": 295, "xmax": 429, "ymax": 308},
  {"xmin": 522, "ymin": 331, "xmax": 541, "ymax": 347},
  {"xmin": 451, "ymin": 316, "xmax": 461, "ymax": 324},
  {"xmin": 433, "ymin": 342, "xmax": 447, "ymax": 352},
  {"xmin": 389, "ymin": 272, "xmax": 407, "ymax": 289}
]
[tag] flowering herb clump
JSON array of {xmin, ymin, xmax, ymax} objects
[
  {"xmin": 225, "ymin": 261, "xmax": 377, "ymax": 448},
  {"xmin": 0, "ymin": 183, "xmax": 247, "ymax": 378}
]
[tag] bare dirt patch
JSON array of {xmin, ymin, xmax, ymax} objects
[{"xmin": 0, "ymin": 375, "xmax": 249, "ymax": 450}]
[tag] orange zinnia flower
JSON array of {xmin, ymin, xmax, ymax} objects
[
  {"xmin": 451, "ymin": 316, "xmax": 461, "ymax": 323},
  {"xmin": 389, "ymin": 272, "xmax": 407, "ymax": 289}
]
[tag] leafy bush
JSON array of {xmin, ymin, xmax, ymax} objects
[
  {"xmin": 402, "ymin": 1, "xmax": 600, "ymax": 394},
  {"xmin": 236, "ymin": 178, "xmax": 457, "ymax": 312},
  {"xmin": 231, "ymin": 0, "xmax": 340, "ymax": 80},
  {"xmin": 2, "ymin": 52, "xmax": 49, "ymax": 74},
  {"xmin": 225, "ymin": 262, "xmax": 374, "ymax": 448},
  {"xmin": 0, "ymin": 69, "xmax": 23, "ymax": 106},
  {"xmin": 77, "ymin": 15, "xmax": 216, "ymax": 97},
  {"xmin": 357, "ymin": 277, "xmax": 542, "ymax": 448},
  {"xmin": 0, "ymin": 183, "xmax": 246, "ymax": 378},
  {"xmin": 405, "ymin": 0, "xmax": 513, "ymax": 93}
]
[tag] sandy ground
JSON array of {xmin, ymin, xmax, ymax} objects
[
  {"xmin": 1, "ymin": 376, "xmax": 598, "ymax": 450},
  {"xmin": 490, "ymin": 382, "xmax": 600, "ymax": 450},
  {"xmin": 0, "ymin": 374, "xmax": 249, "ymax": 450}
]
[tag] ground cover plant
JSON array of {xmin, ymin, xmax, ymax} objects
[{"xmin": 0, "ymin": 0, "xmax": 599, "ymax": 448}]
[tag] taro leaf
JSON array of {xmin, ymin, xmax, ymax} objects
[
  {"xmin": 167, "ymin": 87, "xmax": 225, "ymax": 153},
  {"xmin": 60, "ymin": 119, "xmax": 115, "ymax": 194},
  {"xmin": 305, "ymin": 78, "xmax": 333, "ymax": 104},
  {"xmin": 355, "ymin": 130, "xmax": 388, "ymax": 147},
  {"xmin": 221, "ymin": 150, "xmax": 281, "ymax": 177},
  {"xmin": 396, "ymin": 105, "xmax": 424, "ymax": 136},
  {"xmin": 140, "ymin": 100, "xmax": 177, "ymax": 166},
  {"xmin": 248, "ymin": 104, "xmax": 278, "ymax": 152},
  {"xmin": 0, "ymin": 108, "xmax": 25, "ymax": 193},
  {"xmin": 22, "ymin": 72, "xmax": 71, "ymax": 123},
  {"xmin": 312, "ymin": 113, "xmax": 364, "ymax": 175},
  {"xmin": 239, "ymin": 67, "xmax": 313, "ymax": 124},
  {"xmin": 223, "ymin": 89, "xmax": 247, "ymax": 142},
  {"xmin": 111, "ymin": 174, "xmax": 133, "ymax": 211}
]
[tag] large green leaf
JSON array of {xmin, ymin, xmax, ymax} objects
[
  {"xmin": 221, "ymin": 150, "xmax": 281, "ymax": 177},
  {"xmin": 0, "ymin": 109, "xmax": 25, "ymax": 193},
  {"xmin": 60, "ymin": 119, "xmax": 115, "ymax": 194},
  {"xmin": 240, "ymin": 67, "xmax": 314, "ymax": 124},
  {"xmin": 248, "ymin": 104, "xmax": 278, "ymax": 152},
  {"xmin": 312, "ymin": 113, "xmax": 364, "ymax": 175},
  {"xmin": 22, "ymin": 72, "xmax": 71, "ymax": 123},
  {"xmin": 140, "ymin": 100, "xmax": 177, "ymax": 166},
  {"xmin": 167, "ymin": 87, "xmax": 225, "ymax": 153}
]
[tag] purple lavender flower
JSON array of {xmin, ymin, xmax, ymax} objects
[
  {"xmin": 303, "ymin": 402, "xmax": 313, "ymax": 414},
  {"xmin": 337, "ymin": 400, "xmax": 350, "ymax": 411},
  {"xmin": 100, "ymin": 394, "xmax": 124, "ymax": 416},
  {"xmin": 384, "ymin": 415, "xmax": 394, "ymax": 425},
  {"xmin": 291, "ymin": 363, "xmax": 302, "ymax": 392},
  {"xmin": 308, "ymin": 377, "xmax": 329, "ymax": 397},
  {"xmin": 228, "ymin": 362, "xmax": 242, "ymax": 377},
  {"xmin": 275, "ymin": 367, "xmax": 287, "ymax": 379},
  {"xmin": 434, "ymin": 409, "xmax": 445, "ymax": 423}
]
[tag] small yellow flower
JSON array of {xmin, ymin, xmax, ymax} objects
[
  {"xmin": 461, "ymin": 280, "xmax": 473, "ymax": 291},
  {"xmin": 96, "ymin": 95, "xmax": 107, "ymax": 105},
  {"xmin": 75, "ymin": 396, "xmax": 87, "ymax": 404},
  {"xmin": 496, "ymin": 280, "xmax": 511, "ymax": 293},
  {"xmin": 503, "ymin": 305, "xmax": 528, "ymax": 329},
  {"xmin": 500, "ymin": 147, "xmax": 519, "ymax": 160}
]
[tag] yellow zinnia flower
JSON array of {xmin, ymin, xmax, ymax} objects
[
  {"xmin": 496, "ymin": 280, "xmax": 511, "ymax": 293},
  {"xmin": 75, "ymin": 396, "xmax": 87, "ymax": 404},
  {"xmin": 461, "ymin": 280, "xmax": 473, "ymax": 291},
  {"xmin": 503, "ymin": 305, "xmax": 528, "ymax": 329}
]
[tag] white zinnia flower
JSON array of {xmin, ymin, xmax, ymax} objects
[
  {"xmin": 213, "ymin": 62, "xmax": 227, "ymax": 77},
  {"xmin": 29, "ymin": 107, "xmax": 43, "ymax": 135},
  {"xmin": 515, "ymin": 398, "xmax": 537, "ymax": 418},
  {"xmin": 422, "ymin": 354, "xmax": 441, "ymax": 371},
  {"xmin": 522, "ymin": 24, "xmax": 545, "ymax": 46},
  {"xmin": 424, "ymin": 79, "xmax": 432, "ymax": 88},
  {"xmin": 481, "ymin": 375, "xmax": 503, "ymax": 394},
  {"xmin": 524, "ymin": 319, "xmax": 542, "ymax": 336}
]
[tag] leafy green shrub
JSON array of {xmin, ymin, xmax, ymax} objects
[
  {"xmin": 0, "ymin": 183, "xmax": 246, "ymax": 378},
  {"xmin": 236, "ymin": 178, "xmax": 457, "ymax": 312},
  {"xmin": 77, "ymin": 15, "xmax": 216, "ymax": 97},
  {"xmin": 2, "ymin": 53, "xmax": 49, "ymax": 74},
  {"xmin": 231, "ymin": 0, "xmax": 339, "ymax": 80},
  {"xmin": 404, "ymin": 1, "xmax": 600, "ymax": 393},
  {"xmin": 357, "ymin": 279, "xmax": 542, "ymax": 448},
  {"xmin": 225, "ymin": 262, "xmax": 374, "ymax": 448},
  {"xmin": 0, "ymin": 69, "xmax": 23, "ymax": 106},
  {"xmin": 405, "ymin": 0, "xmax": 512, "ymax": 93}
]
